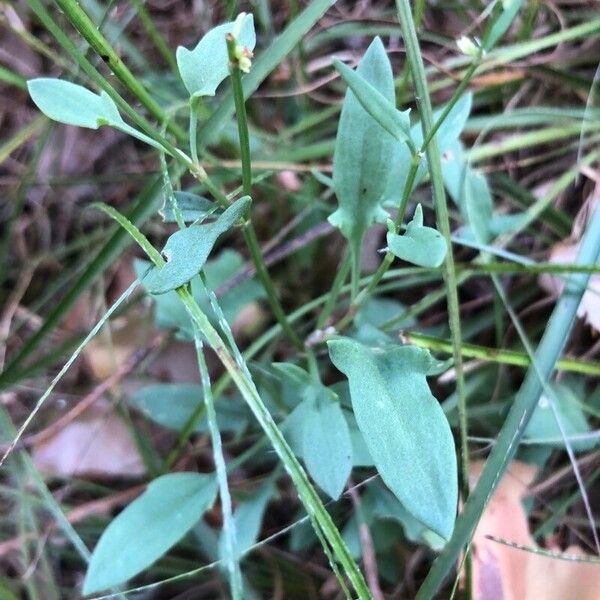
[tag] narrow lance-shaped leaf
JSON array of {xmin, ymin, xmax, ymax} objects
[
  {"xmin": 302, "ymin": 389, "xmax": 353, "ymax": 500},
  {"xmin": 83, "ymin": 473, "xmax": 218, "ymax": 594},
  {"xmin": 27, "ymin": 78, "xmax": 163, "ymax": 151},
  {"xmin": 274, "ymin": 363, "xmax": 353, "ymax": 499},
  {"xmin": 144, "ymin": 196, "xmax": 251, "ymax": 294},
  {"xmin": 333, "ymin": 58, "xmax": 411, "ymax": 144},
  {"xmin": 386, "ymin": 204, "xmax": 448, "ymax": 268},
  {"xmin": 176, "ymin": 14, "xmax": 256, "ymax": 98},
  {"xmin": 330, "ymin": 37, "xmax": 396, "ymax": 277},
  {"xmin": 327, "ymin": 338, "xmax": 458, "ymax": 541}
]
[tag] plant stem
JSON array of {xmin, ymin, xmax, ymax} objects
[
  {"xmin": 179, "ymin": 289, "xmax": 371, "ymax": 598},
  {"xmin": 189, "ymin": 97, "xmax": 200, "ymax": 166},
  {"xmin": 394, "ymin": 0, "xmax": 471, "ymax": 590},
  {"xmin": 417, "ymin": 198, "xmax": 600, "ymax": 598},
  {"xmin": 191, "ymin": 319, "xmax": 242, "ymax": 599},
  {"xmin": 334, "ymin": 153, "xmax": 420, "ymax": 333},
  {"xmin": 403, "ymin": 332, "xmax": 600, "ymax": 376},
  {"xmin": 99, "ymin": 207, "xmax": 372, "ymax": 599},
  {"xmin": 225, "ymin": 32, "xmax": 303, "ymax": 350}
]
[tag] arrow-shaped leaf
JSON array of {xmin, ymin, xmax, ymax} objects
[
  {"xmin": 144, "ymin": 196, "xmax": 251, "ymax": 294},
  {"xmin": 27, "ymin": 78, "xmax": 163, "ymax": 150},
  {"xmin": 176, "ymin": 14, "xmax": 256, "ymax": 98},
  {"xmin": 327, "ymin": 338, "xmax": 458, "ymax": 541},
  {"xmin": 386, "ymin": 204, "xmax": 447, "ymax": 268}
]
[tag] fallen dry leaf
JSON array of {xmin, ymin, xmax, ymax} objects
[
  {"xmin": 469, "ymin": 460, "xmax": 600, "ymax": 600},
  {"xmin": 32, "ymin": 400, "xmax": 145, "ymax": 478}
]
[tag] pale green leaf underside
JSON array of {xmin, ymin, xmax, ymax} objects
[
  {"xmin": 176, "ymin": 15, "xmax": 256, "ymax": 98},
  {"xmin": 327, "ymin": 338, "xmax": 458, "ymax": 541},
  {"xmin": 387, "ymin": 204, "xmax": 448, "ymax": 268},
  {"xmin": 302, "ymin": 397, "xmax": 353, "ymax": 500},
  {"xmin": 83, "ymin": 473, "xmax": 217, "ymax": 594},
  {"xmin": 144, "ymin": 196, "xmax": 251, "ymax": 294},
  {"xmin": 27, "ymin": 78, "xmax": 162, "ymax": 150},
  {"xmin": 333, "ymin": 58, "xmax": 411, "ymax": 143},
  {"xmin": 330, "ymin": 36, "xmax": 396, "ymax": 254}
]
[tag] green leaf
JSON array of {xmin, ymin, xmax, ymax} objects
[
  {"xmin": 333, "ymin": 58, "xmax": 411, "ymax": 143},
  {"xmin": 330, "ymin": 37, "xmax": 396, "ymax": 265},
  {"xmin": 28, "ymin": 78, "xmax": 121, "ymax": 129},
  {"xmin": 176, "ymin": 14, "xmax": 256, "ymax": 98},
  {"xmin": 144, "ymin": 196, "xmax": 251, "ymax": 294},
  {"xmin": 160, "ymin": 191, "xmax": 219, "ymax": 223},
  {"xmin": 274, "ymin": 363, "xmax": 354, "ymax": 491},
  {"xmin": 386, "ymin": 204, "xmax": 447, "ymax": 267},
  {"xmin": 327, "ymin": 338, "xmax": 457, "ymax": 541},
  {"xmin": 128, "ymin": 383, "xmax": 248, "ymax": 434},
  {"xmin": 27, "ymin": 78, "xmax": 162, "ymax": 150},
  {"xmin": 302, "ymin": 392, "xmax": 353, "ymax": 500},
  {"xmin": 83, "ymin": 472, "xmax": 218, "ymax": 594}
]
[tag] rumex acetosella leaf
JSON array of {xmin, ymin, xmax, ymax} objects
[
  {"xmin": 327, "ymin": 338, "xmax": 458, "ymax": 541},
  {"xmin": 176, "ymin": 14, "xmax": 256, "ymax": 98},
  {"xmin": 28, "ymin": 78, "xmax": 121, "ymax": 129},
  {"xmin": 83, "ymin": 473, "xmax": 218, "ymax": 594},
  {"xmin": 143, "ymin": 196, "xmax": 251, "ymax": 294},
  {"xmin": 27, "ymin": 78, "xmax": 163, "ymax": 150},
  {"xmin": 273, "ymin": 363, "xmax": 353, "ymax": 499},
  {"xmin": 330, "ymin": 37, "xmax": 396, "ymax": 264},
  {"xmin": 302, "ymin": 391, "xmax": 353, "ymax": 500},
  {"xmin": 386, "ymin": 204, "xmax": 447, "ymax": 268}
]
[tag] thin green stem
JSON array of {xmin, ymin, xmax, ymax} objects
[
  {"xmin": 395, "ymin": 0, "xmax": 471, "ymax": 590},
  {"xmin": 417, "ymin": 198, "xmax": 600, "ymax": 598},
  {"xmin": 421, "ymin": 60, "xmax": 480, "ymax": 152},
  {"xmin": 316, "ymin": 252, "xmax": 351, "ymax": 330},
  {"xmin": 334, "ymin": 153, "xmax": 420, "ymax": 333},
  {"xmin": 191, "ymin": 319, "xmax": 242, "ymax": 599},
  {"xmin": 227, "ymin": 35, "xmax": 253, "ymax": 196},
  {"xmin": 99, "ymin": 207, "xmax": 371, "ymax": 599},
  {"xmin": 403, "ymin": 332, "xmax": 600, "ymax": 376},
  {"xmin": 189, "ymin": 97, "xmax": 200, "ymax": 166},
  {"xmin": 225, "ymin": 30, "xmax": 303, "ymax": 350}
]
